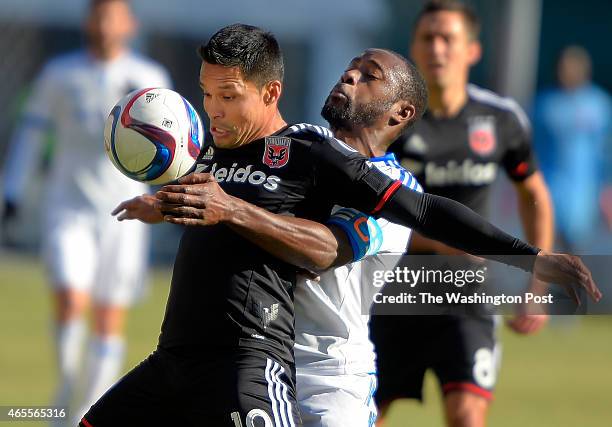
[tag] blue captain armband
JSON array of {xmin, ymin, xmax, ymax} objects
[{"xmin": 327, "ymin": 208, "xmax": 384, "ymax": 262}]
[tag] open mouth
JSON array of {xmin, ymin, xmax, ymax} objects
[
  {"xmin": 210, "ymin": 126, "xmax": 230, "ymax": 137},
  {"xmin": 330, "ymin": 86, "xmax": 349, "ymax": 99}
]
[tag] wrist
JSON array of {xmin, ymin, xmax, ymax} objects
[{"xmin": 221, "ymin": 195, "xmax": 241, "ymax": 224}]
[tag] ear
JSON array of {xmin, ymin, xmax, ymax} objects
[
  {"xmin": 389, "ymin": 100, "xmax": 416, "ymax": 127},
  {"xmin": 263, "ymin": 80, "xmax": 283, "ymax": 106},
  {"xmin": 467, "ymin": 40, "xmax": 482, "ymax": 67}
]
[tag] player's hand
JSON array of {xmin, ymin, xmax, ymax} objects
[
  {"xmin": 506, "ymin": 313, "xmax": 548, "ymax": 335},
  {"xmin": 532, "ymin": 251, "xmax": 602, "ymax": 305},
  {"xmin": 155, "ymin": 173, "xmax": 235, "ymax": 226},
  {"xmin": 507, "ymin": 276, "xmax": 549, "ymax": 334},
  {"xmin": 112, "ymin": 194, "xmax": 164, "ymax": 224}
]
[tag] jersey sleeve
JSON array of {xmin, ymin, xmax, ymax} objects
[
  {"xmin": 308, "ymin": 135, "xmax": 538, "ymax": 271},
  {"xmin": 2, "ymin": 63, "xmax": 57, "ymax": 203},
  {"xmin": 500, "ymin": 104, "xmax": 538, "ymax": 182},
  {"xmin": 379, "ymin": 186, "xmax": 540, "ymax": 271},
  {"xmin": 22, "ymin": 62, "xmax": 58, "ymax": 129},
  {"xmin": 310, "ymin": 137, "xmax": 400, "ymax": 215}
]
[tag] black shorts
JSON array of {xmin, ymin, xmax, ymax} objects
[
  {"xmin": 79, "ymin": 347, "xmax": 301, "ymax": 427},
  {"xmin": 370, "ymin": 314, "xmax": 499, "ymax": 404}
]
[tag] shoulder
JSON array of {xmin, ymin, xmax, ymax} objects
[
  {"xmin": 124, "ymin": 52, "xmax": 170, "ymax": 79},
  {"xmin": 586, "ymin": 84, "xmax": 612, "ymax": 108},
  {"xmin": 467, "ymin": 84, "xmax": 531, "ymax": 132},
  {"xmin": 125, "ymin": 52, "xmax": 171, "ymax": 87},
  {"xmin": 282, "ymin": 123, "xmax": 359, "ymax": 154},
  {"xmin": 284, "ymin": 122, "xmax": 334, "ymax": 141},
  {"xmin": 39, "ymin": 50, "xmax": 86, "ymax": 79},
  {"xmin": 370, "ymin": 154, "xmax": 423, "ymax": 193}
]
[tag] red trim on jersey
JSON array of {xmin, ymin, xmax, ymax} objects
[
  {"xmin": 442, "ymin": 382, "xmax": 494, "ymax": 400},
  {"xmin": 371, "ymin": 180, "xmax": 402, "ymax": 214},
  {"xmin": 81, "ymin": 417, "xmax": 94, "ymax": 427},
  {"xmin": 512, "ymin": 161, "xmax": 529, "ymax": 177}
]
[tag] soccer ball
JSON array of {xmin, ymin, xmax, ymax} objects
[{"xmin": 104, "ymin": 88, "xmax": 204, "ymax": 185}]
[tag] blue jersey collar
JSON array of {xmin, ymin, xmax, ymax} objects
[{"xmin": 369, "ymin": 153, "xmax": 397, "ymax": 162}]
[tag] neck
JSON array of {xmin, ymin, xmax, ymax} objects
[
  {"xmin": 332, "ymin": 126, "xmax": 391, "ymax": 158},
  {"xmin": 88, "ymin": 45, "xmax": 126, "ymax": 62},
  {"xmin": 427, "ymin": 81, "xmax": 468, "ymax": 118},
  {"xmin": 253, "ymin": 110, "xmax": 287, "ymax": 142}
]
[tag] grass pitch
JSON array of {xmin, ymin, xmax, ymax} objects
[{"xmin": 1, "ymin": 253, "xmax": 610, "ymax": 426}]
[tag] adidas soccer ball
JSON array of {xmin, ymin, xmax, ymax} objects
[{"xmin": 104, "ymin": 88, "xmax": 204, "ymax": 185}]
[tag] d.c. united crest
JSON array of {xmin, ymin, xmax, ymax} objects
[
  {"xmin": 468, "ymin": 116, "xmax": 496, "ymax": 156},
  {"xmin": 263, "ymin": 136, "xmax": 291, "ymax": 168}
]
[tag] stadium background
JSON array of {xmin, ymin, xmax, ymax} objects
[{"xmin": 0, "ymin": 0, "xmax": 610, "ymax": 425}]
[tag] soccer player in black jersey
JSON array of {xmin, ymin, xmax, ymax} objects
[
  {"xmin": 82, "ymin": 24, "xmax": 599, "ymax": 427},
  {"xmin": 371, "ymin": 1, "xmax": 554, "ymax": 427}
]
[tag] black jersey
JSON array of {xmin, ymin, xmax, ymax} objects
[
  {"xmin": 158, "ymin": 123, "xmax": 396, "ymax": 364},
  {"xmin": 392, "ymin": 84, "xmax": 537, "ymax": 218}
]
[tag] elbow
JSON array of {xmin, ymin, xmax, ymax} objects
[
  {"xmin": 305, "ymin": 246, "xmax": 338, "ymax": 273},
  {"xmin": 317, "ymin": 250, "xmax": 339, "ymax": 272}
]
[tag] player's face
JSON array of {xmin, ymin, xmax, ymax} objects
[
  {"xmin": 411, "ymin": 11, "xmax": 480, "ymax": 89},
  {"xmin": 200, "ymin": 62, "xmax": 271, "ymax": 148},
  {"xmin": 86, "ymin": 0, "xmax": 135, "ymax": 55},
  {"xmin": 322, "ymin": 49, "xmax": 397, "ymax": 130},
  {"xmin": 558, "ymin": 55, "xmax": 589, "ymax": 89}
]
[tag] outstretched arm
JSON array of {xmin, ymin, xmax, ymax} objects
[{"xmin": 378, "ymin": 184, "xmax": 601, "ymax": 303}]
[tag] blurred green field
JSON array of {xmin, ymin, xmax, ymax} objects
[{"xmin": 1, "ymin": 253, "xmax": 611, "ymax": 426}]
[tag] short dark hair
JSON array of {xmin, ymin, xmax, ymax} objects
[
  {"xmin": 90, "ymin": 0, "xmax": 128, "ymax": 8},
  {"xmin": 198, "ymin": 23, "xmax": 284, "ymax": 89},
  {"xmin": 385, "ymin": 50, "xmax": 428, "ymax": 129},
  {"xmin": 415, "ymin": 0, "xmax": 481, "ymax": 40}
]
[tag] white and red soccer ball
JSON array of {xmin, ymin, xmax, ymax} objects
[{"xmin": 104, "ymin": 88, "xmax": 204, "ymax": 185}]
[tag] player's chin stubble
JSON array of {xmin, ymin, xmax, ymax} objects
[{"xmin": 321, "ymin": 96, "xmax": 392, "ymax": 130}]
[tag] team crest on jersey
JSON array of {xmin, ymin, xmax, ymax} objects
[
  {"xmin": 263, "ymin": 136, "xmax": 291, "ymax": 168},
  {"xmin": 468, "ymin": 116, "xmax": 496, "ymax": 156}
]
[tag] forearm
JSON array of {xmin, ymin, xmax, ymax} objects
[
  {"xmin": 517, "ymin": 195, "xmax": 553, "ymax": 251},
  {"xmin": 3, "ymin": 124, "xmax": 46, "ymax": 203},
  {"xmin": 514, "ymin": 174, "xmax": 555, "ymax": 298},
  {"xmin": 516, "ymin": 174, "xmax": 554, "ymax": 251},
  {"xmin": 409, "ymin": 232, "xmax": 467, "ymax": 254},
  {"xmin": 380, "ymin": 187, "xmax": 539, "ymax": 271},
  {"xmin": 225, "ymin": 196, "xmax": 339, "ymax": 271}
]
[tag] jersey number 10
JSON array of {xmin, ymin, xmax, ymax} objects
[{"xmin": 231, "ymin": 409, "xmax": 274, "ymax": 427}]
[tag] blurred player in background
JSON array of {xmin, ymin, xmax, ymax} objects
[
  {"xmin": 533, "ymin": 45, "xmax": 612, "ymax": 251},
  {"xmin": 371, "ymin": 1, "xmax": 554, "ymax": 426},
  {"xmin": 0, "ymin": 0, "xmax": 170, "ymax": 425}
]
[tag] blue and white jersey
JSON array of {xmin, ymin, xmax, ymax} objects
[
  {"xmin": 369, "ymin": 152, "xmax": 423, "ymax": 193},
  {"xmin": 2, "ymin": 49, "xmax": 171, "ymax": 212},
  {"xmin": 294, "ymin": 126, "xmax": 422, "ymax": 376}
]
